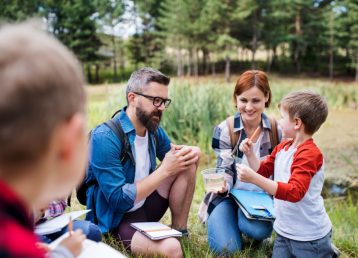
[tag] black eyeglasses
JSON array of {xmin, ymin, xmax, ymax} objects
[{"xmin": 133, "ymin": 92, "xmax": 172, "ymax": 108}]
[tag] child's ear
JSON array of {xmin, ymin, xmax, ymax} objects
[
  {"xmin": 57, "ymin": 113, "xmax": 86, "ymax": 162},
  {"xmin": 294, "ymin": 117, "xmax": 303, "ymax": 130}
]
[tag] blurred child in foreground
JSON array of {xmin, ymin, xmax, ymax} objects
[{"xmin": 0, "ymin": 22, "xmax": 88, "ymax": 257}]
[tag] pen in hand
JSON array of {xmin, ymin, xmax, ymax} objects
[
  {"xmin": 249, "ymin": 126, "xmax": 261, "ymax": 142},
  {"xmin": 68, "ymin": 216, "xmax": 73, "ymax": 236}
]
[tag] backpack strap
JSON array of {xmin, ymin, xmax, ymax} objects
[
  {"xmin": 226, "ymin": 116, "xmax": 239, "ymax": 148},
  {"xmin": 105, "ymin": 118, "xmax": 135, "ymax": 165},
  {"xmin": 268, "ymin": 116, "xmax": 279, "ymax": 151}
]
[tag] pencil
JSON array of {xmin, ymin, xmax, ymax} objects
[
  {"xmin": 68, "ymin": 216, "xmax": 73, "ymax": 236},
  {"xmin": 144, "ymin": 227, "xmax": 171, "ymax": 233},
  {"xmin": 249, "ymin": 126, "xmax": 261, "ymax": 142}
]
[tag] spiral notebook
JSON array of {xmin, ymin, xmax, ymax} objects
[
  {"xmin": 230, "ymin": 189, "xmax": 275, "ymax": 221},
  {"xmin": 130, "ymin": 222, "xmax": 182, "ymax": 240}
]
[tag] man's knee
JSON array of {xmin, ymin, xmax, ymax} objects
[
  {"xmin": 159, "ymin": 238, "xmax": 183, "ymax": 258},
  {"xmin": 187, "ymin": 163, "xmax": 198, "ymax": 178}
]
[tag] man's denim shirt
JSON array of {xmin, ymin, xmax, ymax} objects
[{"xmin": 85, "ymin": 107, "xmax": 171, "ymax": 233}]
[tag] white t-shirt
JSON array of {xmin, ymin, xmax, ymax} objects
[{"xmin": 127, "ymin": 131, "xmax": 150, "ymax": 212}]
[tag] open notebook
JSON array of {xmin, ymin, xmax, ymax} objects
[
  {"xmin": 130, "ymin": 222, "xmax": 182, "ymax": 240},
  {"xmin": 50, "ymin": 232, "xmax": 127, "ymax": 258},
  {"xmin": 230, "ymin": 189, "xmax": 275, "ymax": 221},
  {"xmin": 35, "ymin": 209, "xmax": 91, "ymax": 235}
]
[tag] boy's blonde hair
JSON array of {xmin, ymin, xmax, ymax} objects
[
  {"xmin": 0, "ymin": 23, "xmax": 86, "ymax": 168},
  {"xmin": 279, "ymin": 90, "xmax": 328, "ymax": 135}
]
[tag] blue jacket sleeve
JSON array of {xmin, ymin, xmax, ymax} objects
[{"xmin": 89, "ymin": 127, "xmax": 136, "ymax": 213}]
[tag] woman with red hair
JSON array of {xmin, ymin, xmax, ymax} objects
[{"xmin": 199, "ymin": 70, "xmax": 282, "ymax": 255}]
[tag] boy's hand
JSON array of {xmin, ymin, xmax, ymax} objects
[
  {"xmin": 239, "ymin": 138, "xmax": 253, "ymax": 156},
  {"xmin": 59, "ymin": 229, "xmax": 86, "ymax": 257},
  {"xmin": 237, "ymin": 164, "xmax": 257, "ymax": 183}
]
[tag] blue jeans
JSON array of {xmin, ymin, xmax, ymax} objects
[
  {"xmin": 272, "ymin": 231, "xmax": 334, "ymax": 258},
  {"xmin": 207, "ymin": 198, "xmax": 273, "ymax": 255},
  {"xmin": 39, "ymin": 220, "xmax": 102, "ymax": 243}
]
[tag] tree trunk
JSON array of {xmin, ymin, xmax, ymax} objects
[
  {"xmin": 272, "ymin": 46, "xmax": 277, "ymax": 71},
  {"xmin": 176, "ymin": 48, "xmax": 183, "ymax": 77},
  {"xmin": 210, "ymin": 53, "xmax": 216, "ymax": 76},
  {"xmin": 119, "ymin": 46, "xmax": 125, "ymax": 78},
  {"xmin": 294, "ymin": 12, "xmax": 302, "ymax": 73},
  {"xmin": 225, "ymin": 45, "xmax": 231, "ymax": 83},
  {"xmin": 86, "ymin": 64, "xmax": 92, "ymax": 84},
  {"xmin": 203, "ymin": 48, "xmax": 209, "ymax": 75},
  {"xmin": 95, "ymin": 63, "xmax": 100, "ymax": 83},
  {"xmin": 251, "ymin": 9, "xmax": 258, "ymax": 69},
  {"xmin": 194, "ymin": 47, "xmax": 198, "ymax": 78},
  {"xmin": 266, "ymin": 46, "xmax": 272, "ymax": 72},
  {"xmin": 187, "ymin": 48, "xmax": 192, "ymax": 76},
  {"xmin": 111, "ymin": 33, "xmax": 118, "ymax": 82},
  {"xmin": 329, "ymin": 11, "xmax": 334, "ymax": 81}
]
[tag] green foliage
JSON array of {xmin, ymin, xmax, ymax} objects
[
  {"xmin": 0, "ymin": 0, "xmax": 40, "ymax": 21},
  {"xmin": 87, "ymin": 76, "xmax": 358, "ymax": 153},
  {"xmin": 1, "ymin": 0, "xmax": 358, "ymax": 79},
  {"xmin": 43, "ymin": 0, "xmax": 101, "ymax": 64}
]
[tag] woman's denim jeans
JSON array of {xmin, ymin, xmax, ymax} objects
[{"xmin": 207, "ymin": 198, "xmax": 273, "ymax": 255}]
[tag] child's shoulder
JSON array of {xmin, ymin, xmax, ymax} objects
[
  {"xmin": 293, "ymin": 139, "xmax": 324, "ymax": 168},
  {"xmin": 275, "ymin": 139, "xmax": 294, "ymax": 152},
  {"xmin": 296, "ymin": 139, "xmax": 322, "ymax": 155}
]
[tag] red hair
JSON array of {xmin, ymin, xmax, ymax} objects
[{"xmin": 233, "ymin": 70, "xmax": 271, "ymax": 107}]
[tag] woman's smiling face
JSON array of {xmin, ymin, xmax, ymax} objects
[{"xmin": 236, "ymin": 86, "xmax": 268, "ymax": 123}]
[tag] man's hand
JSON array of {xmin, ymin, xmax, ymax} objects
[
  {"xmin": 236, "ymin": 164, "xmax": 257, "ymax": 183},
  {"xmin": 160, "ymin": 144, "xmax": 200, "ymax": 177}
]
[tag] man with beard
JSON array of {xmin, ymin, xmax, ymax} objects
[{"xmin": 86, "ymin": 67, "xmax": 200, "ymax": 258}]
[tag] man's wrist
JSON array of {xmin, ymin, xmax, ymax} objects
[{"xmin": 155, "ymin": 166, "xmax": 170, "ymax": 180}]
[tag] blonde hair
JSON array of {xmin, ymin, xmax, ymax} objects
[
  {"xmin": 0, "ymin": 23, "xmax": 86, "ymax": 167},
  {"xmin": 279, "ymin": 90, "xmax": 328, "ymax": 135}
]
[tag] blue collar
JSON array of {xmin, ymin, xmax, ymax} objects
[{"xmin": 114, "ymin": 106, "xmax": 136, "ymax": 134}]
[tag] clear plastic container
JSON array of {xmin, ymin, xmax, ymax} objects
[{"xmin": 201, "ymin": 168, "xmax": 225, "ymax": 192}]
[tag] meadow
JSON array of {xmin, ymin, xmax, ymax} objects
[{"xmin": 82, "ymin": 75, "xmax": 358, "ymax": 257}]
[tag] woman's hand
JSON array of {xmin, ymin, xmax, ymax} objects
[
  {"xmin": 239, "ymin": 138, "xmax": 254, "ymax": 156},
  {"xmin": 216, "ymin": 180, "xmax": 228, "ymax": 194}
]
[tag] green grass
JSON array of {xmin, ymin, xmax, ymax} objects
[{"xmin": 82, "ymin": 76, "xmax": 358, "ymax": 257}]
